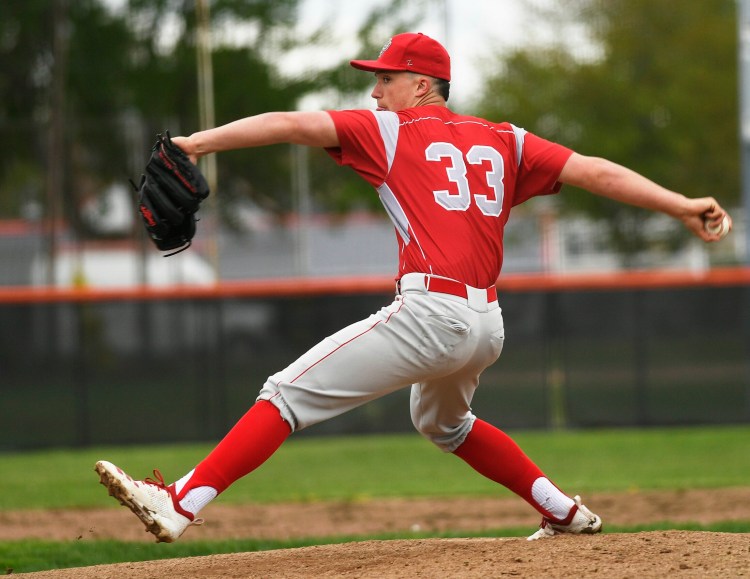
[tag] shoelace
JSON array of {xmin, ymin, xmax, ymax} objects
[
  {"xmin": 143, "ymin": 469, "xmax": 205, "ymax": 527},
  {"xmin": 143, "ymin": 469, "xmax": 169, "ymax": 489}
]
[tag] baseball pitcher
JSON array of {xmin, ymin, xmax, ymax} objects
[{"xmin": 96, "ymin": 32, "xmax": 731, "ymax": 542}]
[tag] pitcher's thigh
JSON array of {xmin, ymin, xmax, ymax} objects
[
  {"xmin": 259, "ymin": 299, "xmax": 438, "ymax": 430},
  {"xmin": 409, "ymin": 306, "xmax": 505, "ymax": 452}
]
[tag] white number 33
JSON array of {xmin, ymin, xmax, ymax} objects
[{"xmin": 425, "ymin": 142, "xmax": 505, "ymax": 217}]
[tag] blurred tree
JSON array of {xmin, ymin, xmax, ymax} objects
[
  {"xmin": 475, "ymin": 0, "xmax": 738, "ymax": 262},
  {"xmin": 91, "ymin": 0, "xmax": 318, "ymax": 228},
  {"xmin": 0, "ymin": 0, "xmax": 172, "ymax": 228},
  {"xmin": 0, "ymin": 0, "xmax": 424, "ymax": 235},
  {"xmin": 0, "ymin": 1, "xmax": 65, "ymax": 220}
]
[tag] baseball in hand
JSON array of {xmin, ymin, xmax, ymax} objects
[{"xmin": 704, "ymin": 215, "xmax": 730, "ymax": 238}]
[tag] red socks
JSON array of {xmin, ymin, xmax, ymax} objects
[
  {"xmin": 175, "ymin": 403, "xmax": 573, "ymax": 523},
  {"xmin": 181, "ymin": 400, "xmax": 291, "ymax": 495},
  {"xmin": 453, "ymin": 418, "xmax": 572, "ymax": 522}
]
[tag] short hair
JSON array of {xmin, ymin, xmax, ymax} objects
[
  {"xmin": 432, "ymin": 77, "xmax": 450, "ymax": 101},
  {"xmin": 406, "ymin": 72, "xmax": 450, "ymax": 102}
]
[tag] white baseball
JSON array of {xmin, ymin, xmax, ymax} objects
[{"xmin": 704, "ymin": 215, "xmax": 729, "ymax": 238}]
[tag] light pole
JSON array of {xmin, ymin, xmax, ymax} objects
[
  {"xmin": 738, "ymin": 0, "xmax": 750, "ymax": 262},
  {"xmin": 196, "ymin": 0, "xmax": 220, "ymax": 279}
]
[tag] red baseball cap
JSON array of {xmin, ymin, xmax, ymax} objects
[{"xmin": 350, "ymin": 32, "xmax": 451, "ymax": 81}]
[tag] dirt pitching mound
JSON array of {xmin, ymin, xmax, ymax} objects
[
  {"xmin": 19, "ymin": 532, "xmax": 750, "ymax": 578},
  {"xmin": 9, "ymin": 488, "xmax": 750, "ymax": 578}
]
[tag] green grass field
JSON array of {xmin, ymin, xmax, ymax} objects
[{"xmin": 1, "ymin": 425, "xmax": 749, "ymax": 573}]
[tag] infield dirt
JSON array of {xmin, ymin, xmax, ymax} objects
[{"xmin": 10, "ymin": 487, "xmax": 750, "ymax": 578}]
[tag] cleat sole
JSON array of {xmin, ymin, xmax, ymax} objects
[{"xmin": 94, "ymin": 461, "xmax": 173, "ymax": 543}]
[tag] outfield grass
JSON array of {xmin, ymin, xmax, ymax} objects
[
  {"xmin": 1, "ymin": 425, "xmax": 748, "ymax": 573},
  {"xmin": 2, "ymin": 425, "xmax": 749, "ymax": 510}
]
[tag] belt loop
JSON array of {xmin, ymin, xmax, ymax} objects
[
  {"xmin": 423, "ymin": 274, "xmax": 430, "ymax": 292},
  {"xmin": 465, "ymin": 285, "xmax": 487, "ymax": 312}
]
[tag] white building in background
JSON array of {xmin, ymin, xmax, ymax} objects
[
  {"xmin": 0, "ymin": 207, "xmax": 742, "ymax": 289},
  {"xmin": 30, "ymin": 248, "xmax": 217, "ymax": 288}
]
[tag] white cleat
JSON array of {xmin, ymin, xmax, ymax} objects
[
  {"xmin": 527, "ymin": 495, "xmax": 602, "ymax": 540},
  {"xmin": 94, "ymin": 460, "xmax": 202, "ymax": 543}
]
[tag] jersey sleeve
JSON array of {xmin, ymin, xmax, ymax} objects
[
  {"xmin": 324, "ymin": 110, "xmax": 389, "ymax": 187},
  {"xmin": 512, "ymin": 132, "xmax": 574, "ymax": 207}
]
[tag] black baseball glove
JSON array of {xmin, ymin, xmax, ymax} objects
[{"xmin": 132, "ymin": 131, "xmax": 210, "ymax": 256}]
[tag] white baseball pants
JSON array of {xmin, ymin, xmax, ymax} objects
[{"xmin": 258, "ymin": 273, "xmax": 505, "ymax": 452}]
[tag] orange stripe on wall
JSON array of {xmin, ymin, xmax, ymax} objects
[
  {"xmin": 496, "ymin": 267, "xmax": 750, "ymax": 292},
  {"xmin": 0, "ymin": 275, "xmax": 397, "ymax": 304},
  {"xmin": 0, "ymin": 268, "xmax": 748, "ymax": 304}
]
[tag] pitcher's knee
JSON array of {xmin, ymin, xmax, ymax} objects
[
  {"xmin": 412, "ymin": 414, "xmax": 476, "ymax": 453},
  {"xmin": 257, "ymin": 378, "xmax": 299, "ymax": 432}
]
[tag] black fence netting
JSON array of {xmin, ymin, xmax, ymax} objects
[{"xmin": 1, "ymin": 283, "xmax": 749, "ymax": 450}]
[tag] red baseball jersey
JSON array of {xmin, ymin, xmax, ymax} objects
[{"xmin": 326, "ymin": 106, "xmax": 573, "ymax": 288}]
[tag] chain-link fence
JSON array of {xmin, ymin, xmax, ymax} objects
[{"xmin": 2, "ymin": 273, "xmax": 748, "ymax": 450}]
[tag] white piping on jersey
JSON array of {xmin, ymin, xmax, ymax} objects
[
  {"xmin": 373, "ymin": 111, "xmax": 400, "ymax": 172},
  {"xmin": 510, "ymin": 123, "xmax": 527, "ymax": 167},
  {"xmin": 377, "ymin": 182, "xmax": 431, "ymax": 271},
  {"xmin": 382, "ymin": 113, "xmax": 528, "ymax": 168},
  {"xmin": 377, "ymin": 182, "xmax": 411, "ymax": 244}
]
